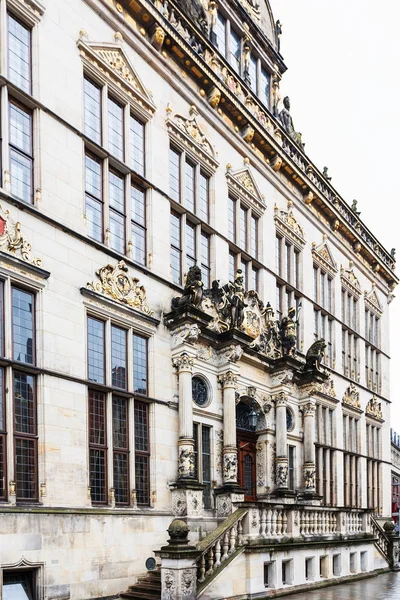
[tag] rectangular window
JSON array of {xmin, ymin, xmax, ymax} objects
[
  {"xmin": 240, "ymin": 259, "xmax": 247, "ymax": 289},
  {"xmin": 169, "ymin": 147, "xmax": 180, "ymax": 202},
  {"xmin": 87, "ymin": 317, "xmax": 105, "ymax": 384},
  {"xmin": 249, "ymin": 54, "xmax": 257, "ymax": 92},
  {"xmin": 112, "ymin": 396, "xmax": 129, "ymax": 505},
  {"xmin": 240, "ymin": 205, "xmax": 247, "ymax": 250},
  {"xmin": 215, "ymin": 12, "xmax": 226, "ymax": 56},
  {"xmin": 135, "ymin": 401, "xmax": 150, "ymax": 505},
  {"xmin": 260, "ymin": 67, "xmax": 270, "ymax": 108},
  {"xmin": 85, "ymin": 153, "xmax": 103, "ymax": 242},
  {"xmin": 84, "ymin": 77, "xmax": 102, "ymax": 144},
  {"xmin": 14, "ymin": 372, "xmax": 37, "ymax": 501},
  {"xmin": 251, "ymin": 267, "xmax": 258, "ymax": 292},
  {"xmin": 199, "ymin": 172, "xmax": 209, "ymax": 223},
  {"xmin": 12, "ymin": 287, "xmax": 34, "ymax": 365},
  {"xmin": 170, "ymin": 211, "xmax": 182, "ymax": 284},
  {"xmin": 8, "ymin": 14, "xmax": 31, "ymax": 93},
  {"xmin": 108, "ymin": 97, "xmax": 124, "ymax": 161},
  {"xmin": 109, "ymin": 170, "xmax": 125, "ymax": 254},
  {"xmin": 250, "ymin": 215, "xmax": 258, "ymax": 258},
  {"xmin": 201, "ymin": 231, "xmax": 211, "ymax": 288},
  {"xmin": 111, "ymin": 325, "xmax": 127, "ymax": 389},
  {"xmin": 130, "ymin": 115, "xmax": 145, "ymax": 176},
  {"xmin": 288, "ymin": 445, "xmax": 295, "ymax": 491},
  {"xmin": 230, "ymin": 29, "xmax": 241, "ymax": 73},
  {"xmin": 193, "ymin": 423, "xmax": 212, "ymax": 509},
  {"xmin": 185, "ymin": 160, "xmax": 195, "ymax": 212},
  {"xmin": 9, "ymin": 101, "xmax": 33, "ymax": 203},
  {"xmin": 229, "ymin": 251, "xmax": 236, "ymax": 282},
  {"xmin": 0, "ymin": 281, "xmax": 3, "ymax": 357},
  {"xmin": 186, "ymin": 221, "xmax": 196, "ymax": 270},
  {"xmin": 133, "ymin": 334, "xmax": 147, "ymax": 394},
  {"xmin": 228, "ymin": 197, "xmax": 236, "ymax": 243},
  {"xmin": 89, "ymin": 389, "xmax": 107, "ymax": 504},
  {"xmin": 131, "ymin": 185, "xmax": 146, "ymax": 265},
  {"xmin": 275, "ymin": 236, "xmax": 282, "ymax": 275}
]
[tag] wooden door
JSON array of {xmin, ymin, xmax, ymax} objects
[{"xmin": 238, "ymin": 435, "xmax": 257, "ymax": 501}]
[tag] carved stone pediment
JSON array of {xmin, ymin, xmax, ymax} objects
[
  {"xmin": 342, "ymin": 382, "xmax": 361, "ymax": 411},
  {"xmin": 77, "ymin": 40, "xmax": 156, "ymax": 115},
  {"xmin": 167, "ymin": 105, "xmax": 218, "ymax": 168},
  {"xmin": 0, "ymin": 204, "xmax": 41, "ymax": 267},
  {"xmin": 364, "ymin": 285, "xmax": 383, "ymax": 315},
  {"xmin": 316, "ymin": 374, "xmax": 337, "ymax": 399},
  {"xmin": 87, "ymin": 260, "xmax": 154, "ymax": 316},
  {"xmin": 312, "ymin": 236, "xmax": 338, "ymax": 276},
  {"xmin": 274, "ymin": 200, "xmax": 305, "ymax": 248},
  {"xmin": 366, "ymin": 395, "xmax": 383, "ymax": 421},
  {"xmin": 226, "ymin": 164, "xmax": 265, "ymax": 215},
  {"xmin": 340, "ymin": 261, "xmax": 361, "ymax": 297}
]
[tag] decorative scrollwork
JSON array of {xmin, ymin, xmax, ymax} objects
[{"xmin": 0, "ymin": 204, "xmax": 41, "ymax": 266}]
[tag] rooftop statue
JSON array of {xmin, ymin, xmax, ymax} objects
[
  {"xmin": 275, "ymin": 20, "xmax": 282, "ymax": 53},
  {"xmin": 174, "ymin": 0, "xmax": 208, "ymax": 35},
  {"xmin": 351, "ymin": 199, "xmax": 361, "ymax": 216},
  {"xmin": 391, "ymin": 248, "xmax": 396, "ymax": 259},
  {"xmin": 322, "ymin": 166, "xmax": 332, "ymax": 181},
  {"xmin": 279, "ymin": 97, "xmax": 303, "ymax": 147}
]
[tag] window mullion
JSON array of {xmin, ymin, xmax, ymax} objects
[
  {"xmin": 5, "ymin": 366, "xmax": 14, "ymax": 497},
  {"xmin": 103, "ymin": 158, "xmax": 110, "ymax": 244},
  {"xmin": 105, "ymin": 320, "xmax": 112, "ymax": 387},
  {"xmin": 123, "ymin": 103, "xmax": 130, "ymax": 165},
  {"xmin": 127, "ymin": 329, "xmax": 134, "ymax": 393},
  {"xmin": 101, "ymin": 83, "xmax": 108, "ymax": 148},
  {"xmin": 129, "ymin": 396, "xmax": 136, "ymax": 506},
  {"xmin": 181, "ymin": 213, "xmax": 187, "ymax": 277},
  {"xmin": 106, "ymin": 391, "xmax": 113, "ymax": 505}
]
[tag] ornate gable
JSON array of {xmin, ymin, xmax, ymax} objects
[
  {"xmin": 77, "ymin": 38, "xmax": 156, "ymax": 116},
  {"xmin": 312, "ymin": 235, "xmax": 338, "ymax": 276},
  {"xmin": 0, "ymin": 204, "xmax": 41, "ymax": 267},
  {"xmin": 226, "ymin": 163, "xmax": 265, "ymax": 216},
  {"xmin": 340, "ymin": 261, "xmax": 361, "ymax": 297},
  {"xmin": 342, "ymin": 382, "xmax": 362, "ymax": 412},
  {"xmin": 167, "ymin": 105, "xmax": 218, "ymax": 169},
  {"xmin": 364, "ymin": 285, "xmax": 383, "ymax": 316},
  {"xmin": 87, "ymin": 260, "xmax": 154, "ymax": 317},
  {"xmin": 274, "ymin": 200, "xmax": 305, "ymax": 248}
]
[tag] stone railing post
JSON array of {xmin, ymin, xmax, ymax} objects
[
  {"xmin": 302, "ymin": 400, "xmax": 316, "ymax": 494},
  {"xmin": 384, "ymin": 521, "xmax": 400, "ymax": 571},
  {"xmin": 159, "ymin": 520, "xmax": 201, "ymax": 600},
  {"xmin": 274, "ymin": 392, "xmax": 289, "ymax": 491}
]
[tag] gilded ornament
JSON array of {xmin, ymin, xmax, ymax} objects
[
  {"xmin": 0, "ymin": 204, "xmax": 42, "ymax": 267},
  {"xmin": 366, "ymin": 395, "xmax": 383, "ymax": 420},
  {"xmin": 87, "ymin": 260, "xmax": 154, "ymax": 316},
  {"xmin": 208, "ymin": 86, "xmax": 221, "ymax": 108},
  {"xmin": 342, "ymin": 382, "xmax": 361, "ymax": 410}
]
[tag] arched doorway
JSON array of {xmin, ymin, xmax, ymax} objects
[{"xmin": 236, "ymin": 401, "xmax": 258, "ymax": 501}]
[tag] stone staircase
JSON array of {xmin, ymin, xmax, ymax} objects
[{"xmin": 120, "ymin": 568, "xmax": 161, "ymax": 600}]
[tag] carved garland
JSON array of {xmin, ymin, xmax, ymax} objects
[{"xmin": 0, "ymin": 204, "xmax": 42, "ymax": 267}]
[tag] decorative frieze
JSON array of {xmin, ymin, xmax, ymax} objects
[
  {"xmin": 0, "ymin": 204, "xmax": 42, "ymax": 267},
  {"xmin": 87, "ymin": 260, "xmax": 154, "ymax": 315}
]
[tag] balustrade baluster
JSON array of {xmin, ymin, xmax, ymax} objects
[
  {"xmin": 237, "ymin": 519, "xmax": 243, "ymax": 546},
  {"xmin": 222, "ymin": 531, "xmax": 229, "ymax": 561},
  {"xmin": 206, "ymin": 546, "xmax": 214, "ymax": 576},
  {"xmin": 266, "ymin": 509, "xmax": 272, "ymax": 537},
  {"xmin": 198, "ymin": 554, "xmax": 206, "ymax": 582},
  {"xmin": 300, "ymin": 510, "xmax": 305, "ymax": 535},
  {"xmin": 229, "ymin": 523, "xmax": 237, "ymax": 554},
  {"xmin": 282, "ymin": 510, "xmax": 288, "ymax": 535},
  {"xmin": 260, "ymin": 508, "xmax": 267, "ymax": 538},
  {"xmin": 271, "ymin": 509, "xmax": 277, "ymax": 536},
  {"xmin": 276, "ymin": 509, "xmax": 282, "ymax": 536},
  {"xmin": 214, "ymin": 539, "xmax": 221, "ymax": 567}
]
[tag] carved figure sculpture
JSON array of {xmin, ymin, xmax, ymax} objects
[
  {"xmin": 275, "ymin": 20, "xmax": 282, "ymax": 52},
  {"xmin": 174, "ymin": 0, "xmax": 208, "ymax": 35},
  {"xmin": 322, "ymin": 166, "xmax": 332, "ymax": 181},
  {"xmin": 279, "ymin": 97, "xmax": 303, "ymax": 147},
  {"xmin": 223, "ymin": 269, "xmax": 247, "ymax": 329},
  {"xmin": 280, "ymin": 305, "xmax": 300, "ymax": 357},
  {"xmin": 351, "ymin": 199, "xmax": 361, "ymax": 216},
  {"xmin": 171, "ymin": 265, "xmax": 203, "ymax": 310},
  {"xmin": 304, "ymin": 339, "xmax": 326, "ymax": 373},
  {"xmin": 391, "ymin": 248, "xmax": 396, "ymax": 259}
]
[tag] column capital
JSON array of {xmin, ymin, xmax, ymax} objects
[
  {"xmin": 172, "ymin": 352, "xmax": 194, "ymax": 373},
  {"xmin": 273, "ymin": 391, "xmax": 288, "ymax": 408},
  {"xmin": 218, "ymin": 370, "xmax": 238, "ymax": 388},
  {"xmin": 302, "ymin": 401, "xmax": 316, "ymax": 417}
]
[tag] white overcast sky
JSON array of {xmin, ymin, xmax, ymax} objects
[{"xmin": 272, "ymin": 1, "xmax": 400, "ymax": 424}]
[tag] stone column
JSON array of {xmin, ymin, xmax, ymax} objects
[
  {"xmin": 172, "ymin": 353, "xmax": 195, "ymax": 481},
  {"xmin": 275, "ymin": 392, "xmax": 289, "ymax": 490},
  {"xmin": 218, "ymin": 370, "xmax": 238, "ymax": 486},
  {"xmin": 302, "ymin": 401, "xmax": 316, "ymax": 494}
]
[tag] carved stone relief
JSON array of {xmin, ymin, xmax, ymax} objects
[{"xmin": 0, "ymin": 204, "xmax": 41, "ymax": 266}]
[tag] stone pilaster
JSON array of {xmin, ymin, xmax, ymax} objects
[
  {"xmin": 274, "ymin": 392, "xmax": 288, "ymax": 490},
  {"xmin": 218, "ymin": 370, "xmax": 239, "ymax": 486},
  {"xmin": 172, "ymin": 352, "xmax": 195, "ymax": 481},
  {"xmin": 302, "ymin": 401, "xmax": 316, "ymax": 494}
]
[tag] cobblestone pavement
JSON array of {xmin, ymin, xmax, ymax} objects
[{"xmin": 280, "ymin": 573, "xmax": 400, "ymax": 599}]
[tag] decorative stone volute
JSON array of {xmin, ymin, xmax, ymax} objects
[
  {"xmin": 273, "ymin": 391, "xmax": 288, "ymax": 407},
  {"xmin": 0, "ymin": 204, "xmax": 42, "ymax": 266},
  {"xmin": 218, "ymin": 371, "xmax": 238, "ymax": 388},
  {"xmin": 172, "ymin": 353, "xmax": 194, "ymax": 373}
]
